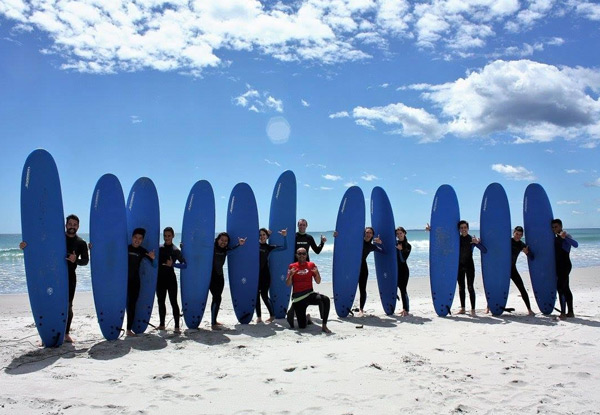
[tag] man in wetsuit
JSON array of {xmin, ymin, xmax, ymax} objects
[
  {"xmin": 19, "ymin": 214, "xmax": 89, "ymax": 343},
  {"xmin": 456, "ymin": 220, "xmax": 486, "ymax": 316},
  {"xmin": 294, "ymin": 219, "xmax": 327, "ymax": 262},
  {"xmin": 127, "ymin": 228, "xmax": 155, "ymax": 336},
  {"xmin": 551, "ymin": 219, "xmax": 579, "ymax": 319},
  {"xmin": 286, "ymin": 247, "xmax": 331, "ymax": 333},
  {"xmin": 509, "ymin": 226, "xmax": 535, "ymax": 315}
]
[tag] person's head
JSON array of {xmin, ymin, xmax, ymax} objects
[
  {"xmin": 364, "ymin": 227, "xmax": 374, "ymax": 242},
  {"xmin": 215, "ymin": 232, "xmax": 230, "ymax": 248},
  {"xmin": 297, "ymin": 219, "xmax": 308, "ymax": 233},
  {"xmin": 65, "ymin": 214, "xmax": 80, "ymax": 236},
  {"xmin": 551, "ymin": 219, "xmax": 563, "ymax": 234},
  {"xmin": 296, "ymin": 247, "xmax": 308, "ymax": 262},
  {"xmin": 132, "ymin": 228, "xmax": 146, "ymax": 247},
  {"xmin": 458, "ymin": 220, "xmax": 469, "ymax": 236},
  {"xmin": 163, "ymin": 227, "xmax": 174, "ymax": 245},
  {"xmin": 513, "ymin": 225, "xmax": 524, "ymax": 241},
  {"xmin": 396, "ymin": 226, "xmax": 407, "ymax": 241},
  {"xmin": 259, "ymin": 228, "xmax": 269, "ymax": 243}
]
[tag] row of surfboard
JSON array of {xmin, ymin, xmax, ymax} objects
[{"xmin": 21, "ymin": 149, "xmax": 558, "ymax": 347}]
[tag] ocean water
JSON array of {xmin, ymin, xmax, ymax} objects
[{"xmin": 1, "ymin": 229, "xmax": 599, "ymax": 295}]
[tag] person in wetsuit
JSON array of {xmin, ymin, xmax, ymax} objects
[
  {"xmin": 356, "ymin": 227, "xmax": 383, "ymax": 316},
  {"xmin": 19, "ymin": 214, "xmax": 89, "ymax": 343},
  {"xmin": 508, "ymin": 226, "xmax": 535, "ymax": 315},
  {"xmin": 210, "ymin": 232, "xmax": 246, "ymax": 329},
  {"xmin": 256, "ymin": 228, "xmax": 287, "ymax": 323},
  {"xmin": 294, "ymin": 219, "xmax": 326, "ymax": 262},
  {"xmin": 127, "ymin": 228, "xmax": 156, "ymax": 336},
  {"xmin": 456, "ymin": 220, "xmax": 487, "ymax": 316},
  {"xmin": 551, "ymin": 219, "xmax": 579, "ymax": 319},
  {"xmin": 396, "ymin": 227, "xmax": 412, "ymax": 317},
  {"xmin": 156, "ymin": 227, "xmax": 187, "ymax": 333},
  {"xmin": 286, "ymin": 247, "xmax": 331, "ymax": 333}
]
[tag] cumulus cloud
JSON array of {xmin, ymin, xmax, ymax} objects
[
  {"xmin": 585, "ymin": 178, "xmax": 600, "ymax": 187},
  {"xmin": 329, "ymin": 111, "xmax": 350, "ymax": 119},
  {"xmin": 361, "ymin": 173, "xmax": 378, "ymax": 181},
  {"xmin": 323, "ymin": 174, "xmax": 342, "ymax": 181},
  {"xmin": 234, "ymin": 85, "xmax": 284, "ymax": 113},
  {"xmin": 491, "ymin": 164, "xmax": 536, "ymax": 181},
  {"xmin": 301, "ymin": 99, "xmax": 310, "ymax": 107}
]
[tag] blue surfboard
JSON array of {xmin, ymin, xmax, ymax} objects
[
  {"xmin": 429, "ymin": 184, "xmax": 460, "ymax": 317},
  {"xmin": 126, "ymin": 177, "xmax": 160, "ymax": 334},
  {"xmin": 523, "ymin": 183, "xmax": 556, "ymax": 315},
  {"xmin": 90, "ymin": 174, "xmax": 128, "ymax": 340},
  {"xmin": 480, "ymin": 183, "xmax": 511, "ymax": 316},
  {"xmin": 180, "ymin": 180, "xmax": 215, "ymax": 329},
  {"xmin": 370, "ymin": 186, "xmax": 398, "ymax": 315},
  {"xmin": 268, "ymin": 171, "xmax": 297, "ymax": 318},
  {"xmin": 20, "ymin": 149, "xmax": 68, "ymax": 347},
  {"xmin": 332, "ymin": 186, "xmax": 365, "ymax": 318},
  {"xmin": 227, "ymin": 183, "xmax": 259, "ymax": 324}
]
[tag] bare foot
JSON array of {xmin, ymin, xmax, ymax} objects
[
  {"xmin": 484, "ymin": 307, "xmax": 490, "ymax": 314},
  {"xmin": 400, "ymin": 310, "xmax": 409, "ymax": 317},
  {"xmin": 559, "ymin": 313, "xmax": 567, "ymax": 320},
  {"xmin": 456, "ymin": 308, "xmax": 466, "ymax": 315},
  {"xmin": 266, "ymin": 316, "xmax": 275, "ymax": 323},
  {"xmin": 322, "ymin": 325, "xmax": 332, "ymax": 334},
  {"xmin": 256, "ymin": 317, "xmax": 263, "ymax": 324},
  {"xmin": 306, "ymin": 314, "xmax": 313, "ymax": 325},
  {"xmin": 126, "ymin": 330, "xmax": 136, "ymax": 337},
  {"xmin": 566, "ymin": 312, "xmax": 575, "ymax": 318},
  {"xmin": 64, "ymin": 334, "xmax": 74, "ymax": 343},
  {"xmin": 357, "ymin": 310, "xmax": 364, "ymax": 317},
  {"xmin": 156, "ymin": 325, "xmax": 166, "ymax": 331},
  {"xmin": 211, "ymin": 322, "xmax": 224, "ymax": 330},
  {"xmin": 527, "ymin": 309, "xmax": 535, "ymax": 316},
  {"xmin": 173, "ymin": 328, "xmax": 181, "ymax": 334},
  {"xmin": 469, "ymin": 309, "xmax": 476, "ymax": 317}
]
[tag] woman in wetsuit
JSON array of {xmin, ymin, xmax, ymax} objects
[{"xmin": 256, "ymin": 228, "xmax": 287, "ymax": 323}]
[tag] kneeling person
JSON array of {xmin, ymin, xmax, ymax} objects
[{"xmin": 286, "ymin": 248, "xmax": 331, "ymax": 333}]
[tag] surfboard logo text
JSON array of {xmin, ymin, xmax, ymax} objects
[
  {"xmin": 25, "ymin": 166, "xmax": 31, "ymax": 189},
  {"xmin": 229, "ymin": 196, "xmax": 235, "ymax": 214},
  {"xmin": 128, "ymin": 192, "xmax": 136, "ymax": 210},
  {"xmin": 188, "ymin": 193, "xmax": 194, "ymax": 211}
]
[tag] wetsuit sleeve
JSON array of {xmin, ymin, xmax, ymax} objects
[
  {"xmin": 403, "ymin": 242, "xmax": 412, "ymax": 261},
  {"xmin": 373, "ymin": 241, "xmax": 384, "ymax": 254},
  {"xmin": 309, "ymin": 235, "xmax": 324, "ymax": 255},
  {"xmin": 270, "ymin": 235, "xmax": 288, "ymax": 253},
  {"xmin": 142, "ymin": 247, "xmax": 157, "ymax": 267},
  {"xmin": 472, "ymin": 241, "xmax": 488, "ymax": 254},
  {"xmin": 76, "ymin": 239, "xmax": 89, "ymax": 266},
  {"xmin": 173, "ymin": 249, "xmax": 187, "ymax": 270},
  {"xmin": 562, "ymin": 235, "xmax": 578, "ymax": 251},
  {"xmin": 227, "ymin": 243, "xmax": 241, "ymax": 253}
]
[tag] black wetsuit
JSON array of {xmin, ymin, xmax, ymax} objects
[
  {"xmin": 457, "ymin": 234, "xmax": 487, "ymax": 310},
  {"xmin": 65, "ymin": 235, "xmax": 89, "ymax": 335},
  {"xmin": 210, "ymin": 243, "xmax": 239, "ymax": 325},
  {"xmin": 256, "ymin": 237, "xmax": 287, "ymax": 318},
  {"xmin": 294, "ymin": 232, "xmax": 324, "ymax": 262},
  {"xmin": 358, "ymin": 239, "xmax": 384, "ymax": 310},
  {"xmin": 396, "ymin": 239, "xmax": 412, "ymax": 312},
  {"xmin": 127, "ymin": 245, "xmax": 151, "ymax": 331},
  {"xmin": 554, "ymin": 233, "xmax": 578, "ymax": 315},
  {"xmin": 157, "ymin": 243, "xmax": 186, "ymax": 328},
  {"xmin": 510, "ymin": 238, "xmax": 533, "ymax": 311}
]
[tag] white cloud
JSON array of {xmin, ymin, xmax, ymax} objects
[
  {"xmin": 301, "ymin": 99, "xmax": 310, "ymax": 107},
  {"xmin": 345, "ymin": 181, "xmax": 358, "ymax": 187},
  {"xmin": 565, "ymin": 169, "xmax": 584, "ymax": 174},
  {"xmin": 491, "ymin": 163, "xmax": 536, "ymax": 181},
  {"xmin": 413, "ymin": 189, "xmax": 427, "ymax": 195},
  {"xmin": 234, "ymin": 85, "xmax": 284, "ymax": 113},
  {"xmin": 572, "ymin": 210, "xmax": 584, "ymax": 215},
  {"xmin": 130, "ymin": 115, "xmax": 142, "ymax": 124},
  {"xmin": 585, "ymin": 178, "xmax": 600, "ymax": 187},
  {"xmin": 329, "ymin": 111, "xmax": 349, "ymax": 119},
  {"xmin": 557, "ymin": 200, "xmax": 580, "ymax": 205},
  {"xmin": 320, "ymin": 186, "xmax": 333, "ymax": 191},
  {"xmin": 323, "ymin": 174, "xmax": 342, "ymax": 181},
  {"xmin": 264, "ymin": 159, "xmax": 281, "ymax": 167},
  {"xmin": 361, "ymin": 173, "xmax": 378, "ymax": 181},
  {"xmin": 305, "ymin": 163, "xmax": 326, "ymax": 169},
  {"xmin": 352, "ymin": 103, "xmax": 446, "ymax": 142}
]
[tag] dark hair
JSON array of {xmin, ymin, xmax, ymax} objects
[
  {"xmin": 458, "ymin": 220, "xmax": 469, "ymax": 229},
  {"xmin": 514, "ymin": 226, "xmax": 524, "ymax": 233},
  {"xmin": 298, "ymin": 219, "xmax": 308, "ymax": 226},
  {"xmin": 215, "ymin": 232, "xmax": 230, "ymax": 246},
  {"xmin": 132, "ymin": 227, "xmax": 146, "ymax": 238},
  {"xmin": 396, "ymin": 226, "xmax": 407, "ymax": 234},
  {"xmin": 66, "ymin": 214, "xmax": 80, "ymax": 224},
  {"xmin": 163, "ymin": 227, "xmax": 175, "ymax": 236},
  {"xmin": 364, "ymin": 226, "xmax": 375, "ymax": 243},
  {"xmin": 551, "ymin": 219, "xmax": 563, "ymax": 227},
  {"xmin": 259, "ymin": 228, "xmax": 270, "ymax": 236}
]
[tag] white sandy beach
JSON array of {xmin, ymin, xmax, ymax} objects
[{"xmin": 1, "ymin": 267, "xmax": 599, "ymax": 414}]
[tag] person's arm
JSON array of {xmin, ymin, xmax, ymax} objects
[
  {"xmin": 271, "ymin": 233, "xmax": 288, "ymax": 253},
  {"xmin": 145, "ymin": 249, "xmax": 156, "ymax": 266},
  {"xmin": 372, "ymin": 235, "xmax": 384, "ymax": 253},
  {"xmin": 312, "ymin": 264, "xmax": 321, "ymax": 284},
  {"xmin": 310, "ymin": 235, "xmax": 325, "ymax": 255},
  {"xmin": 562, "ymin": 232, "xmax": 578, "ymax": 250},
  {"xmin": 77, "ymin": 240, "xmax": 89, "ymax": 266},
  {"xmin": 402, "ymin": 242, "xmax": 412, "ymax": 261},
  {"xmin": 523, "ymin": 243, "xmax": 534, "ymax": 260},
  {"xmin": 173, "ymin": 249, "xmax": 187, "ymax": 269},
  {"xmin": 286, "ymin": 266, "xmax": 296, "ymax": 287},
  {"xmin": 471, "ymin": 236, "xmax": 487, "ymax": 253}
]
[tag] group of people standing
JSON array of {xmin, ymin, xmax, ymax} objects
[{"xmin": 20, "ymin": 214, "xmax": 578, "ymax": 343}]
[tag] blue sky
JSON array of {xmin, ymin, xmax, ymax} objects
[{"xmin": 1, "ymin": 0, "xmax": 599, "ymax": 234}]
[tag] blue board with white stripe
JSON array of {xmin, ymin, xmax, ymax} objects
[
  {"xmin": 90, "ymin": 174, "xmax": 128, "ymax": 340},
  {"xmin": 20, "ymin": 149, "xmax": 68, "ymax": 347},
  {"xmin": 480, "ymin": 183, "xmax": 511, "ymax": 316},
  {"xmin": 523, "ymin": 183, "xmax": 556, "ymax": 315},
  {"xmin": 268, "ymin": 171, "xmax": 297, "ymax": 319},
  {"xmin": 227, "ymin": 183, "xmax": 259, "ymax": 324},
  {"xmin": 370, "ymin": 186, "xmax": 397, "ymax": 315},
  {"xmin": 126, "ymin": 177, "xmax": 159, "ymax": 334},
  {"xmin": 429, "ymin": 184, "xmax": 460, "ymax": 317},
  {"xmin": 332, "ymin": 186, "xmax": 365, "ymax": 318},
  {"xmin": 180, "ymin": 180, "xmax": 215, "ymax": 329}
]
